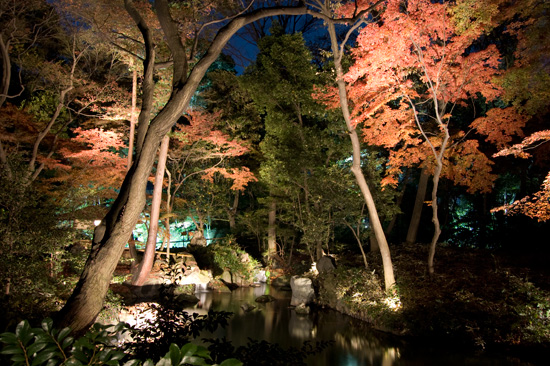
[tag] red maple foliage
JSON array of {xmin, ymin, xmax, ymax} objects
[
  {"xmin": 170, "ymin": 109, "xmax": 256, "ymax": 191},
  {"xmin": 491, "ymin": 130, "xmax": 550, "ymax": 221},
  {"xmin": 337, "ymin": 0, "xmax": 526, "ymax": 194},
  {"xmin": 53, "ymin": 126, "xmax": 127, "ymax": 198}
]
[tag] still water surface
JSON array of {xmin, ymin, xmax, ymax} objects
[{"xmin": 183, "ymin": 284, "xmax": 538, "ymax": 366}]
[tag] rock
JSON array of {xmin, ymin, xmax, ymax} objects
[
  {"xmin": 255, "ymin": 294, "xmax": 276, "ymax": 303},
  {"xmin": 173, "ymin": 284, "xmax": 196, "ymax": 295},
  {"xmin": 174, "ymin": 293, "xmax": 200, "ymax": 306},
  {"xmin": 221, "ymin": 269, "xmax": 233, "ymax": 284},
  {"xmin": 208, "ymin": 279, "xmax": 232, "ymax": 293},
  {"xmin": 178, "ymin": 271, "xmax": 211, "ymax": 287},
  {"xmin": 254, "ymin": 270, "xmax": 268, "ymax": 283},
  {"xmin": 272, "ymin": 275, "xmax": 291, "ymax": 289},
  {"xmin": 295, "ymin": 303, "xmax": 310, "ymax": 315},
  {"xmin": 290, "ymin": 276, "xmax": 315, "ymax": 306},
  {"xmin": 241, "ymin": 303, "xmax": 256, "ymax": 312},
  {"xmin": 317, "ymin": 256, "xmax": 336, "ymax": 274}
]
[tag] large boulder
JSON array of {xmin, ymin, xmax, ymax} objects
[
  {"xmin": 290, "ymin": 276, "xmax": 315, "ymax": 306},
  {"xmin": 178, "ymin": 270, "xmax": 211, "ymax": 287},
  {"xmin": 317, "ymin": 256, "xmax": 336, "ymax": 274}
]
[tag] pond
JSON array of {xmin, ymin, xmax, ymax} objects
[{"xmin": 182, "ymin": 284, "xmax": 538, "ymax": 366}]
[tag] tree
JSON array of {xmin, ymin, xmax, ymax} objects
[
  {"xmin": 311, "ymin": 0, "xmax": 397, "ymax": 291},
  {"xmin": 241, "ymin": 28, "xmax": 350, "ymax": 262},
  {"xmin": 55, "ymin": 0, "xmax": 406, "ymax": 333},
  {"xmin": 166, "ymin": 109, "xmax": 255, "ymax": 247},
  {"xmin": 344, "ymin": 0, "xmax": 527, "ymax": 274}
]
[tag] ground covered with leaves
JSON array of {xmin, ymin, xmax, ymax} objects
[{"xmin": 315, "ymin": 243, "xmax": 550, "ymax": 361}]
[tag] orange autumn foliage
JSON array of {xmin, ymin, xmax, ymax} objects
[
  {"xmin": 54, "ymin": 126, "xmax": 127, "ymax": 197},
  {"xmin": 491, "ymin": 130, "xmax": 550, "ymax": 221},
  {"xmin": 170, "ymin": 109, "xmax": 256, "ymax": 191},
  {"xmin": 330, "ymin": 0, "xmax": 527, "ymax": 194}
]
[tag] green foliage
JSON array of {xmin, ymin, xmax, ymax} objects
[
  {"xmin": 97, "ymin": 290, "xmax": 126, "ymax": 325},
  {"xmin": 0, "ymin": 160, "xmax": 77, "ymax": 327},
  {"xmin": 0, "ymin": 317, "xmax": 241, "ymax": 366},
  {"xmin": 200, "ymin": 237, "xmax": 260, "ymax": 282},
  {"xmin": 505, "ymin": 275, "xmax": 550, "ymax": 344},
  {"xmin": 0, "ymin": 318, "xmax": 124, "ymax": 366}
]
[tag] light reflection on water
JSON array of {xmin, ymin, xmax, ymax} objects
[{"xmin": 184, "ymin": 284, "xmax": 535, "ymax": 366}]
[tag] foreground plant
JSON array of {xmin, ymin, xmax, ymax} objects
[{"xmin": 0, "ymin": 318, "xmax": 241, "ymax": 366}]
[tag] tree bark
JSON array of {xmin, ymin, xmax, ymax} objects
[
  {"xmin": 406, "ymin": 166, "xmax": 429, "ymax": 244},
  {"xmin": 132, "ymin": 134, "xmax": 169, "ymax": 286}
]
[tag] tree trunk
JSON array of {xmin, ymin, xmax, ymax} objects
[
  {"xmin": 0, "ymin": 34, "xmax": 12, "ymax": 108},
  {"xmin": 227, "ymin": 192, "xmax": 239, "ymax": 230},
  {"xmin": 132, "ymin": 134, "xmax": 169, "ymax": 286},
  {"xmin": 406, "ymin": 166, "xmax": 429, "ymax": 244},
  {"xmin": 427, "ymin": 161, "xmax": 443, "ymax": 275},
  {"xmin": 126, "ymin": 66, "xmax": 139, "ymax": 263},
  {"xmin": 345, "ymin": 220, "xmax": 368, "ymax": 270},
  {"xmin": 326, "ymin": 17, "xmax": 396, "ymax": 291},
  {"xmin": 267, "ymin": 199, "xmax": 277, "ymax": 259}
]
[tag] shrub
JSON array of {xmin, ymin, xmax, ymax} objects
[{"xmin": 190, "ymin": 236, "xmax": 260, "ymax": 283}]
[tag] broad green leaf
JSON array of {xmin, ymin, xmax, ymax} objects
[
  {"xmin": 122, "ymin": 359, "xmax": 141, "ymax": 366},
  {"xmin": 11, "ymin": 353, "xmax": 27, "ymax": 362},
  {"xmin": 31, "ymin": 350, "xmax": 59, "ymax": 366},
  {"xmin": 61, "ymin": 336, "xmax": 74, "ymax": 350},
  {"xmin": 64, "ymin": 357, "xmax": 85, "ymax": 366},
  {"xmin": 57, "ymin": 328, "xmax": 71, "ymax": 343},
  {"xmin": 27, "ymin": 341, "xmax": 48, "ymax": 356},
  {"xmin": 180, "ymin": 356, "xmax": 209, "ymax": 366},
  {"xmin": 41, "ymin": 319, "xmax": 54, "ymax": 333},
  {"xmin": 1, "ymin": 344, "xmax": 23, "ymax": 355},
  {"xmin": 192, "ymin": 345, "xmax": 210, "ymax": 360},
  {"xmin": 15, "ymin": 321, "xmax": 34, "ymax": 345},
  {"xmin": 0, "ymin": 332, "xmax": 18, "ymax": 344},
  {"xmin": 218, "ymin": 359, "xmax": 243, "ymax": 366},
  {"xmin": 155, "ymin": 358, "xmax": 171, "ymax": 366},
  {"xmin": 169, "ymin": 343, "xmax": 182, "ymax": 366},
  {"xmin": 34, "ymin": 334, "xmax": 51, "ymax": 344}
]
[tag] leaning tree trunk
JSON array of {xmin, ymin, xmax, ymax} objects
[
  {"xmin": 54, "ymin": 24, "xmax": 231, "ymax": 332},
  {"xmin": 326, "ymin": 17, "xmax": 396, "ymax": 292}
]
